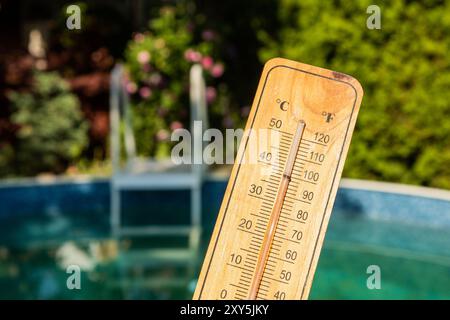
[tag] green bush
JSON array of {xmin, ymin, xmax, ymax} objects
[
  {"xmin": 125, "ymin": 3, "xmax": 229, "ymax": 158},
  {"xmin": 259, "ymin": 0, "xmax": 450, "ymax": 189},
  {"xmin": 7, "ymin": 71, "xmax": 88, "ymax": 176}
]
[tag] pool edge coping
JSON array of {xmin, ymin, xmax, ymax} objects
[
  {"xmin": 339, "ymin": 178, "xmax": 450, "ymax": 202},
  {"xmin": 0, "ymin": 174, "xmax": 450, "ymax": 202}
]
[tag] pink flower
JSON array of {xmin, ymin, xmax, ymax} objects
[
  {"xmin": 134, "ymin": 33, "xmax": 145, "ymax": 43},
  {"xmin": 184, "ymin": 50, "xmax": 192, "ymax": 61},
  {"xmin": 156, "ymin": 129, "xmax": 169, "ymax": 141},
  {"xmin": 126, "ymin": 82, "xmax": 138, "ymax": 94},
  {"xmin": 142, "ymin": 63, "xmax": 151, "ymax": 73},
  {"xmin": 210, "ymin": 63, "xmax": 224, "ymax": 78},
  {"xmin": 139, "ymin": 86, "xmax": 152, "ymax": 99},
  {"xmin": 184, "ymin": 49, "xmax": 202, "ymax": 63},
  {"xmin": 149, "ymin": 73, "xmax": 162, "ymax": 86},
  {"xmin": 202, "ymin": 30, "xmax": 215, "ymax": 41},
  {"xmin": 157, "ymin": 107, "xmax": 168, "ymax": 117},
  {"xmin": 241, "ymin": 106, "xmax": 250, "ymax": 117},
  {"xmin": 223, "ymin": 116, "xmax": 234, "ymax": 128},
  {"xmin": 206, "ymin": 86, "xmax": 217, "ymax": 104},
  {"xmin": 170, "ymin": 121, "xmax": 183, "ymax": 130},
  {"xmin": 137, "ymin": 51, "xmax": 150, "ymax": 64},
  {"xmin": 201, "ymin": 56, "xmax": 214, "ymax": 70}
]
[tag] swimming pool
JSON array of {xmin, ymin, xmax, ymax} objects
[{"xmin": 0, "ymin": 177, "xmax": 449, "ymax": 299}]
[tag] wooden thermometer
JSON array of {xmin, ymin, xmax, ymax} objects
[{"xmin": 194, "ymin": 58, "xmax": 363, "ymax": 300}]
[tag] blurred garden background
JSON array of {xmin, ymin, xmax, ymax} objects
[
  {"xmin": 0, "ymin": 0, "xmax": 449, "ymax": 188},
  {"xmin": 1, "ymin": 0, "xmax": 450, "ymax": 300}
]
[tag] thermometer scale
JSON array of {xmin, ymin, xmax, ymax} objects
[{"xmin": 194, "ymin": 58, "xmax": 363, "ymax": 300}]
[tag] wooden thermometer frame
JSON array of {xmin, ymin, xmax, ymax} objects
[{"xmin": 194, "ymin": 58, "xmax": 363, "ymax": 300}]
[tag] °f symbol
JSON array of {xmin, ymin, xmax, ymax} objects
[{"xmin": 322, "ymin": 111, "xmax": 335, "ymax": 123}]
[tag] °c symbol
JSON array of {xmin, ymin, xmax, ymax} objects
[{"xmin": 276, "ymin": 99, "xmax": 289, "ymax": 111}]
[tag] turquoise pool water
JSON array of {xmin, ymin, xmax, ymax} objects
[{"xmin": 0, "ymin": 179, "xmax": 449, "ymax": 299}]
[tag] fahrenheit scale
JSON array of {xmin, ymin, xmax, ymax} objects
[{"xmin": 194, "ymin": 58, "xmax": 363, "ymax": 300}]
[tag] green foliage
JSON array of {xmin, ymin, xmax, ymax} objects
[
  {"xmin": 7, "ymin": 71, "xmax": 88, "ymax": 175},
  {"xmin": 125, "ymin": 3, "xmax": 228, "ymax": 158},
  {"xmin": 259, "ymin": 0, "xmax": 450, "ymax": 189}
]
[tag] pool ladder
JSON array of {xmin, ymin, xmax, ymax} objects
[{"xmin": 109, "ymin": 63, "xmax": 208, "ymax": 297}]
